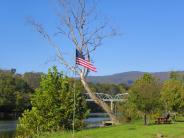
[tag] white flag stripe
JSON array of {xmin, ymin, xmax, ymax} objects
[
  {"xmin": 76, "ymin": 59, "xmax": 97, "ymax": 71},
  {"xmin": 77, "ymin": 61, "xmax": 96, "ymax": 70},
  {"xmin": 77, "ymin": 62, "xmax": 96, "ymax": 71},
  {"xmin": 76, "ymin": 60, "xmax": 96, "ymax": 70},
  {"xmin": 76, "ymin": 58, "xmax": 96, "ymax": 67},
  {"xmin": 77, "ymin": 57, "xmax": 93, "ymax": 66}
]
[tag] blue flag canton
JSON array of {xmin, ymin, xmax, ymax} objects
[{"xmin": 76, "ymin": 49, "xmax": 85, "ymax": 60}]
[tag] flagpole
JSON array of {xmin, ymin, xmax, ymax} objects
[
  {"xmin": 72, "ymin": 54, "xmax": 77, "ymax": 137},
  {"xmin": 72, "ymin": 74, "xmax": 76, "ymax": 137}
]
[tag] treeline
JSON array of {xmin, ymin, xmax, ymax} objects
[
  {"xmin": 119, "ymin": 71, "xmax": 184, "ymax": 125},
  {"xmin": 0, "ymin": 69, "xmax": 42, "ymax": 119},
  {"xmin": 2, "ymin": 68, "xmax": 184, "ymax": 125},
  {"xmin": 0, "ymin": 68, "xmax": 127, "ymax": 118},
  {"xmin": 2, "ymin": 67, "xmax": 183, "ymax": 137}
]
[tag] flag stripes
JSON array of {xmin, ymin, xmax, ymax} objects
[{"xmin": 76, "ymin": 49, "xmax": 97, "ymax": 72}]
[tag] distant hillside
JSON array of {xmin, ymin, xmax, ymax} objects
[
  {"xmin": 1, "ymin": 68, "xmax": 184, "ymax": 85},
  {"xmin": 87, "ymin": 71, "xmax": 184, "ymax": 85}
]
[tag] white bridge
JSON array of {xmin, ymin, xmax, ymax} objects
[{"xmin": 84, "ymin": 93, "xmax": 128, "ymax": 111}]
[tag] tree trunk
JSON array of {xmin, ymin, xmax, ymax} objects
[
  {"xmin": 80, "ymin": 73, "xmax": 119, "ymax": 124},
  {"xmin": 144, "ymin": 113, "xmax": 147, "ymax": 125}
]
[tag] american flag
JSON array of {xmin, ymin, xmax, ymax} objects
[{"xmin": 76, "ymin": 49, "xmax": 97, "ymax": 72}]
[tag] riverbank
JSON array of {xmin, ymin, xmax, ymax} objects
[
  {"xmin": 0, "ymin": 113, "xmax": 109, "ymax": 137},
  {"xmin": 38, "ymin": 121, "xmax": 184, "ymax": 138}
]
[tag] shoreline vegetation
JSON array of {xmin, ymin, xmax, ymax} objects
[{"xmin": 2, "ymin": 69, "xmax": 184, "ymax": 137}]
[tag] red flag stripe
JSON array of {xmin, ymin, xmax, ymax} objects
[
  {"xmin": 76, "ymin": 57, "xmax": 93, "ymax": 66},
  {"xmin": 76, "ymin": 58, "xmax": 96, "ymax": 69},
  {"xmin": 77, "ymin": 61, "xmax": 96, "ymax": 70},
  {"xmin": 76, "ymin": 59, "xmax": 96, "ymax": 70},
  {"xmin": 76, "ymin": 60, "xmax": 97, "ymax": 71}
]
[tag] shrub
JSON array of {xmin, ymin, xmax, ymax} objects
[{"xmin": 16, "ymin": 67, "xmax": 88, "ymax": 137}]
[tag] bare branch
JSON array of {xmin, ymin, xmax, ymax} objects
[{"xmin": 27, "ymin": 18, "xmax": 79, "ymax": 74}]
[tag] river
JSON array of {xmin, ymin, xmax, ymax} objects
[
  {"xmin": 0, "ymin": 113, "xmax": 109, "ymax": 138},
  {"xmin": 0, "ymin": 120, "xmax": 17, "ymax": 138}
]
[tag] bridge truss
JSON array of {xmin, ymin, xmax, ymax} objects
[{"xmin": 84, "ymin": 93, "xmax": 128, "ymax": 111}]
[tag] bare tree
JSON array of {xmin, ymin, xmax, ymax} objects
[{"xmin": 29, "ymin": 0, "xmax": 119, "ymax": 124}]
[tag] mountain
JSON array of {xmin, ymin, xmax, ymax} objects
[{"xmin": 87, "ymin": 71, "xmax": 184, "ymax": 85}]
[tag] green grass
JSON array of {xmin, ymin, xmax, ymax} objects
[{"xmin": 38, "ymin": 121, "xmax": 184, "ymax": 138}]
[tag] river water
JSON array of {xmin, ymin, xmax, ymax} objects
[
  {"xmin": 0, "ymin": 113, "xmax": 109, "ymax": 138},
  {"xmin": 0, "ymin": 120, "xmax": 17, "ymax": 138}
]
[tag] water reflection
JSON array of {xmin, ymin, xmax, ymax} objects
[
  {"xmin": 84, "ymin": 113, "xmax": 110, "ymax": 128},
  {"xmin": 0, "ymin": 113, "xmax": 109, "ymax": 138},
  {"xmin": 0, "ymin": 120, "xmax": 17, "ymax": 138}
]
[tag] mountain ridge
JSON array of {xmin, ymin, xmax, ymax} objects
[{"xmin": 87, "ymin": 71, "xmax": 184, "ymax": 85}]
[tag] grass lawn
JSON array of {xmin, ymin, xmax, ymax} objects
[{"xmin": 38, "ymin": 121, "xmax": 184, "ymax": 138}]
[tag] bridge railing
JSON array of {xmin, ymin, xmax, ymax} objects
[{"xmin": 84, "ymin": 92, "xmax": 128, "ymax": 102}]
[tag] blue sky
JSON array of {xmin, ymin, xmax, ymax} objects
[{"xmin": 1, "ymin": 0, "xmax": 184, "ymax": 76}]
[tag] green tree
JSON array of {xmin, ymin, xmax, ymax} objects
[
  {"xmin": 117, "ymin": 101, "xmax": 141, "ymax": 123},
  {"xmin": 161, "ymin": 79, "xmax": 184, "ymax": 113},
  {"xmin": 90, "ymin": 83, "xmax": 125, "ymax": 95},
  {"xmin": 16, "ymin": 67, "xmax": 88, "ymax": 137},
  {"xmin": 169, "ymin": 71, "xmax": 184, "ymax": 83},
  {"xmin": 23, "ymin": 72, "xmax": 43, "ymax": 90},
  {"xmin": 0, "ymin": 70, "xmax": 32, "ymax": 118},
  {"xmin": 129, "ymin": 73, "xmax": 161, "ymax": 125},
  {"xmin": 0, "ymin": 71, "xmax": 16, "ymax": 112},
  {"xmin": 170, "ymin": 71, "xmax": 181, "ymax": 80}
]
